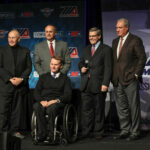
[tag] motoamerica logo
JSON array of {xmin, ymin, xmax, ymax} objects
[
  {"xmin": 59, "ymin": 6, "xmax": 79, "ymax": 17},
  {"xmin": 143, "ymin": 57, "xmax": 150, "ymax": 77},
  {"xmin": 17, "ymin": 28, "xmax": 30, "ymax": 39},
  {"xmin": 0, "ymin": 30, "xmax": 8, "ymax": 38},
  {"xmin": 69, "ymin": 47, "xmax": 79, "ymax": 58}
]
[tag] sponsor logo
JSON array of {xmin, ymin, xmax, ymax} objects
[
  {"xmin": 143, "ymin": 57, "xmax": 150, "ymax": 77},
  {"xmin": 17, "ymin": 28, "xmax": 30, "ymax": 39},
  {"xmin": 20, "ymin": 11, "xmax": 34, "ymax": 18},
  {"xmin": 68, "ymin": 31, "xmax": 81, "ymax": 37},
  {"xmin": 68, "ymin": 71, "xmax": 80, "ymax": 77},
  {"xmin": 33, "ymin": 31, "xmax": 63, "ymax": 38},
  {"xmin": 0, "ymin": 30, "xmax": 8, "ymax": 38},
  {"xmin": 69, "ymin": 47, "xmax": 79, "ymax": 58},
  {"xmin": 33, "ymin": 32, "xmax": 45, "ymax": 38},
  {"xmin": 59, "ymin": 6, "xmax": 79, "ymax": 17},
  {"xmin": 40, "ymin": 8, "xmax": 54, "ymax": 17},
  {"xmin": 0, "ymin": 12, "xmax": 15, "ymax": 19}
]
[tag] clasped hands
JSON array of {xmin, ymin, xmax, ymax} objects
[
  {"xmin": 40, "ymin": 100, "xmax": 57, "ymax": 107},
  {"xmin": 9, "ymin": 77, "xmax": 23, "ymax": 86}
]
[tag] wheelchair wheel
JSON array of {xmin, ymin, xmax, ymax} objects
[
  {"xmin": 31, "ymin": 111, "xmax": 38, "ymax": 142},
  {"xmin": 63, "ymin": 104, "xmax": 78, "ymax": 143}
]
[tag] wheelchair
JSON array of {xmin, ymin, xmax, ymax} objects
[{"xmin": 31, "ymin": 104, "xmax": 78, "ymax": 145}]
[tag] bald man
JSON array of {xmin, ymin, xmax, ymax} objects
[{"xmin": 0, "ymin": 29, "xmax": 32, "ymax": 139}]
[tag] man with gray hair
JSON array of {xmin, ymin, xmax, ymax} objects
[
  {"xmin": 112, "ymin": 18, "xmax": 147, "ymax": 141},
  {"xmin": 79, "ymin": 27, "xmax": 112, "ymax": 140}
]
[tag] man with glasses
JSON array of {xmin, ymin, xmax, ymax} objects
[
  {"xmin": 0, "ymin": 29, "xmax": 32, "ymax": 139},
  {"xmin": 78, "ymin": 27, "xmax": 112, "ymax": 140}
]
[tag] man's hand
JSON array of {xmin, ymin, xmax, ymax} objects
[
  {"xmin": 9, "ymin": 77, "xmax": 23, "ymax": 86},
  {"xmin": 40, "ymin": 101, "xmax": 48, "ymax": 107},
  {"xmin": 47, "ymin": 100, "xmax": 57, "ymax": 107},
  {"xmin": 101, "ymin": 85, "xmax": 108, "ymax": 92},
  {"xmin": 81, "ymin": 67, "xmax": 88, "ymax": 73}
]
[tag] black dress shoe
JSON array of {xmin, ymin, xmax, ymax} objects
[
  {"xmin": 126, "ymin": 135, "xmax": 139, "ymax": 141},
  {"xmin": 113, "ymin": 133, "xmax": 129, "ymax": 140}
]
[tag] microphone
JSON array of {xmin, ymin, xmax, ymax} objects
[{"xmin": 85, "ymin": 60, "xmax": 89, "ymax": 68}]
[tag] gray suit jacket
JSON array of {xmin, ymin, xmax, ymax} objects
[{"xmin": 34, "ymin": 40, "xmax": 71, "ymax": 75}]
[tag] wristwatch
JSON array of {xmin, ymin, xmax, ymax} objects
[{"xmin": 56, "ymin": 99, "xmax": 61, "ymax": 103}]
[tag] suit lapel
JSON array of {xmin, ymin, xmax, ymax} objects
[
  {"xmin": 113, "ymin": 38, "xmax": 119, "ymax": 61},
  {"xmin": 43, "ymin": 40, "xmax": 51, "ymax": 61},
  {"xmin": 55, "ymin": 40, "xmax": 60, "ymax": 56},
  {"xmin": 118, "ymin": 34, "xmax": 132, "ymax": 59}
]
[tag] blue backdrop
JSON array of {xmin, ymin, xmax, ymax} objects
[{"xmin": 0, "ymin": 1, "xmax": 85, "ymax": 89}]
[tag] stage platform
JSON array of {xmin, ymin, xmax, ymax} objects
[{"xmin": 22, "ymin": 131, "xmax": 150, "ymax": 150}]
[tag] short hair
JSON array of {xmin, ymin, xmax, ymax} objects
[
  {"xmin": 51, "ymin": 55, "xmax": 64, "ymax": 64},
  {"xmin": 89, "ymin": 27, "xmax": 101, "ymax": 35},
  {"xmin": 8, "ymin": 29, "xmax": 20, "ymax": 38},
  {"xmin": 45, "ymin": 24, "xmax": 56, "ymax": 32},
  {"xmin": 117, "ymin": 18, "xmax": 130, "ymax": 28}
]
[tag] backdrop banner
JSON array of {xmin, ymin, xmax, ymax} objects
[{"xmin": 0, "ymin": 1, "xmax": 85, "ymax": 89}]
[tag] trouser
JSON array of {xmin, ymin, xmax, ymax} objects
[
  {"xmin": 0, "ymin": 90, "xmax": 27, "ymax": 132},
  {"xmin": 81, "ymin": 91, "xmax": 106, "ymax": 136},
  {"xmin": 33, "ymin": 102, "xmax": 64, "ymax": 138},
  {"xmin": 114, "ymin": 80, "xmax": 141, "ymax": 135}
]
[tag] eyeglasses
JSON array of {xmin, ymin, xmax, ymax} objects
[{"xmin": 89, "ymin": 35, "xmax": 98, "ymax": 38}]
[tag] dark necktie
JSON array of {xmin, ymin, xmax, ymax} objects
[
  {"xmin": 52, "ymin": 73, "xmax": 56, "ymax": 78},
  {"xmin": 91, "ymin": 45, "xmax": 95, "ymax": 56},
  {"xmin": 50, "ymin": 42, "xmax": 54, "ymax": 57}
]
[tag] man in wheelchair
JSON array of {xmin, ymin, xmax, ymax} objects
[{"xmin": 33, "ymin": 56, "xmax": 72, "ymax": 144}]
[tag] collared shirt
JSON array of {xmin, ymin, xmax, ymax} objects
[
  {"xmin": 47, "ymin": 39, "xmax": 56, "ymax": 51},
  {"xmin": 91, "ymin": 41, "xmax": 100, "ymax": 52},
  {"xmin": 51, "ymin": 71, "xmax": 60, "ymax": 79},
  {"xmin": 117, "ymin": 32, "xmax": 129, "ymax": 58}
]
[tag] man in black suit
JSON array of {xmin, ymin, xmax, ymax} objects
[
  {"xmin": 78, "ymin": 27, "xmax": 112, "ymax": 139},
  {"xmin": 112, "ymin": 18, "xmax": 147, "ymax": 141},
  {"xmin": 33, "ymin": 56, "xmax": 72, "ymax": 144},
  {"xmin": 0, "ymin": 29, "xmax": 32, "ymax": 139}
]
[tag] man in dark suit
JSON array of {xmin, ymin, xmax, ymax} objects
[
  {"xmin": 34, "ymin": 25, "xmax": 71, "ymax": 75},
  {"xmin": 78, "ymin": 27, "xmax": 112, "ymax": 139},
  {"xmin": 33, "ymin": 56, "xmax": 72, "ymax": 144},
  {"xmin": 0, "ymin": 29, "xmax": 32, "ymax": 139},
  {"xmin": 112, "ymin": 18, "xmax": 147, "ymax": 141}
]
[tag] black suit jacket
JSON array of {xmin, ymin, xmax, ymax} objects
[
  {"xmin": 112, "ymin": 33, "xmax": 147, "ymax": 87},
  {"xmin": 79, "ymin": 43, "xmax": 112, "ymax": 93},
  {"xmin": 0, "ymin": 45, "xmax": 32, "ymax": 93}
]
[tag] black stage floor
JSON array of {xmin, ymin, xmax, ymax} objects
[{"xmin": 22, "ymin": 132, "xmax": 150, "ymax": 150}]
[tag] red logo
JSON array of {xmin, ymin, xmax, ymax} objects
[
  {"xmin": 17, "ymin": 28, "xmax": 30, "ymax": 39},
  {"xmin": 68, "ymin": 31, "xmax": 80, "ymax": 37},
  {"xmin": 69, "ymin": 47, "xmax": 79, "ymax": 58},
  {"xmin": 70, "ymin": 71, "xmax": 78, "ymax": 77}
]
